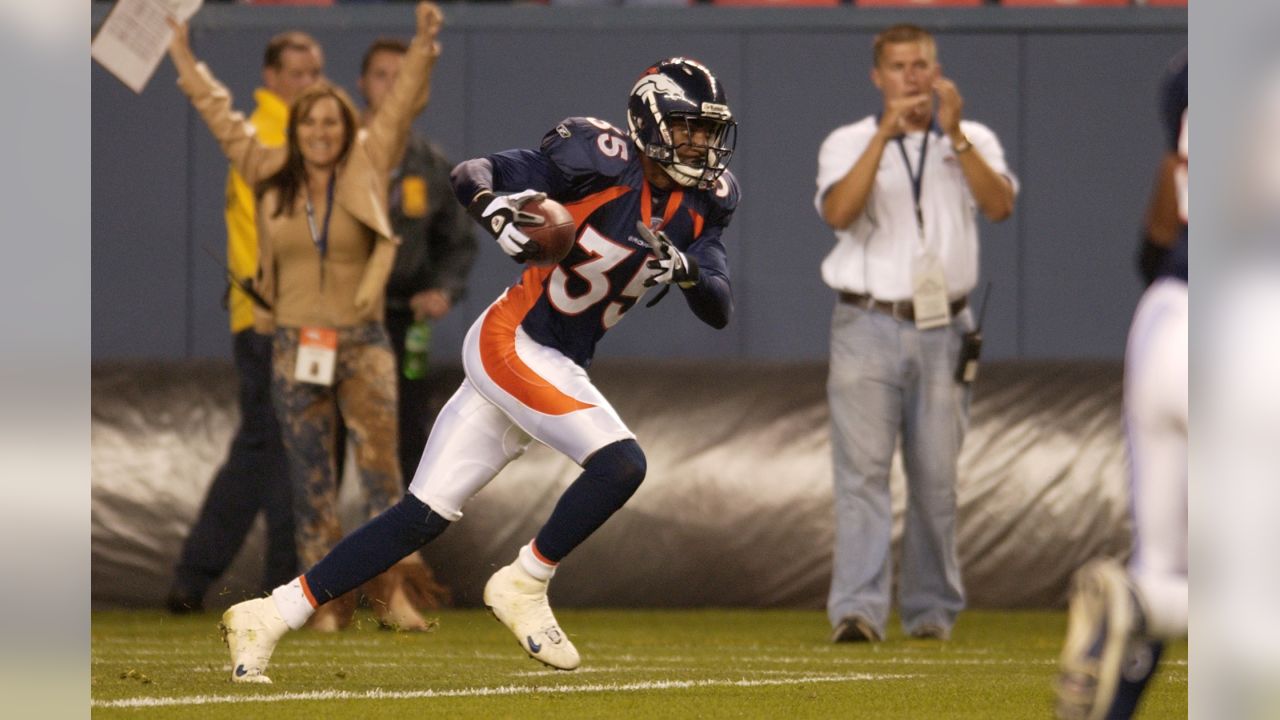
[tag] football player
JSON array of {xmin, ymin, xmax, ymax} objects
[
  {"xmin": 219, "ymin": 57, "xmax": 740, "ymax": 680},
  {"xmin": 1055, "ymin": 53, "xmax": 1188, "ymax": 720}
]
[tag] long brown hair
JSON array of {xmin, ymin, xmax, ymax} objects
[{"xmin": 256, "ymin": 82, "xmax": 360, "ymax": 217}]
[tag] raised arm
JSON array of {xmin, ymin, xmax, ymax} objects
[
  {"xmin": 363, "ymin": 1, "xmax": 444, "ymax": 172},
  {"xmin": 166, "ymin": 18, "xmax": 285, "ymax": 186}
]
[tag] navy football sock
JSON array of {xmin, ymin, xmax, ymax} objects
[
  {"xmin": 534, "ymin": 439, "xmax": 647, "ymax": 562},
  {"xmin": 303, "ymin": 494, "xmax": 451, "ymax": 604},
  {"xmin": 1106, "ymin": 640, "xmax": 1164, "ymax": 720}
]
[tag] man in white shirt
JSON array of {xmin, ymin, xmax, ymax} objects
[{"xmin": 814, "ymin": 24, "xmax": 1017, "ymax": 643}]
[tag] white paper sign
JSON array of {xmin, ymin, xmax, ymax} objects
[{"xmin": 91, "ymin": 0, "xmax": 204, "ymax": 94}]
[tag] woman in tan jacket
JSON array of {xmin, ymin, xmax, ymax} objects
[{"xmin": 166, "ymin": 2, "xmax": 445, "ymax": 631}]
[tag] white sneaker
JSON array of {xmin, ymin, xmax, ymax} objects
[
  {"xmin": 220, "ymin": 597, "xmax": 290, "ymax": 683},
  {"xmin": 483, "ymin": 562, "xmax": 580, "ymax": 670},
  {"xmin": 1055, "ymin": 558, "xmax": 1138, "ymax": 720}
]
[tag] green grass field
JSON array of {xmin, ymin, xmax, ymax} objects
[{"xmin": 91, "ymin": 608, "xmax": 1185, "ymax": 719}]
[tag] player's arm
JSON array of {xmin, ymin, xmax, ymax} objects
[
  {"xmin": 637, "ymin": 219, "xmax": 733, "ymax": 330},
  {"xmin": 451, "ymin": 151, "xmax": 563, "ymax": 263},
  {"xmin": 678, "ymin": 228, "xmax": 732, "ymax": 329},
  {"xmin": 647, "ymin": 173, "xmax": 740, "ymax": 329},
  {"xmin": 1139, "ymin": 53, "xmax": 1187, "ymax": 284},
  {"xmin": 450, "ymin": 150, "xmax": 563, "ymax": 204}
]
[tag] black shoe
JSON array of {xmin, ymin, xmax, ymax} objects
[{"xmin": 831, "ymin": 615, "xmax": 881, "ymax": 643}]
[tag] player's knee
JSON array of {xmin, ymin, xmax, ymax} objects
[{"xmin": 591, "ymin": 438, "xmax": 647, "ymax": 495}]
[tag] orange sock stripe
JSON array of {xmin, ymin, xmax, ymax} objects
[
  {"xmin": 299, "ymin": 575, "xmax": 319, "ymax": 608},
  {"xmin": 529, "ymin": 540, "xmax": 558, "ymax": 567},
  {"xmin": 480, "ymin": 268, "xmax": 596, "ymax": 416}
]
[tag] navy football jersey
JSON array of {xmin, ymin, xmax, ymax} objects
[
  {"xmin": 484, "ymin": 117, "xmax": 740, "ymax": 367},
  {"xmin": 1159, "ymin": 51, "xmax": 1188, "ymax": 283},
  {"xmin": 1159, "ymin": 49, "xmax": 1188, "ymax": 154}
]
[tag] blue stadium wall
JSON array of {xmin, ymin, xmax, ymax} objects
[{"xmin": 91, "ymin": 4, "xmax": 1186, "ymax": 364}]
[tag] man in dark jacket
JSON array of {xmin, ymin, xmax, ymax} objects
[{"xmin": 358, "ymin": 37, "xmax": 477, "ymax": 487}]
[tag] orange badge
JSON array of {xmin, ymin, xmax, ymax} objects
[{"xmin": 401, "ymin": 175, "xmax": 428, "ymax": 218}]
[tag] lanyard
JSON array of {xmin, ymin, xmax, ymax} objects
[
  {"xmin": 895, "ymin": 130, "xmax": 930, "ymax": 236},
  {"xmin": 305, "ymin": 175, "xmax": 337, "ymax": 258}
]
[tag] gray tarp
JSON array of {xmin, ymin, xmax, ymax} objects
[{"xmin": 91, "ymin": 359, "xmax": 1129, "ymax": 610}]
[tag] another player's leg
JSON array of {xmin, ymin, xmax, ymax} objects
[
  {"xmin": 1057, "ymin": 280, "xmax": 1187, "ymax": 720},
  {"xmin": 1055, "ymin": 558, "xmax": 1143, "ymax": 720},
  {"xmin": 221, "ymin": 382, "xmax": 526, "ymax": 683},
  {"xmin": 484, "ymin": 438, "xmax": 646, "ymax": 671}
]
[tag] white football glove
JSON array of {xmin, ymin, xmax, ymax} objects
[
  {"xmin": 636, "ymin": 221, "xmax": 700, "ymax": 288},
  {"xmin": 468, "ymin": 189, "xmax": 547, "ymax": 263}
]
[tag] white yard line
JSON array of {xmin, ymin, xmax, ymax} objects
[{"xmin": 92, "ymin": 672, "xmax": 916, "ymax": 709}]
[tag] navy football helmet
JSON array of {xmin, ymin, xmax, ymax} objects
[{"xmin": 627, "ymin": 58, "xmax": 737, "ymax": 190}]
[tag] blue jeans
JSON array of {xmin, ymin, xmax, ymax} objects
[
  {"xmin": 172, "ymin": 329, "xmax": 296, "ymax": 597},
  {"xmin": 826, "ymin": 301, "xmax": 972, "ymax": 637}
]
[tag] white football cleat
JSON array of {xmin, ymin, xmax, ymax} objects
[
  {"xmin": 1055, "ymin": 558, "xmax": 1138, "ymax": 720},
  {"xmin": 483, "ymin": 562, "xmax": 580, "ymax": 670},
  {"xmin": 220, "ymin": 597, "xmax": 290, "ymax": 683}
]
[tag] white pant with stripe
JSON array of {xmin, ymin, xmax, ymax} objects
[
  {"xmin": 407, "ymin": 294, "xmax": 635, "ymax": 522},
  {"xmin": 1124, "ymin": 277, "xmax": 1188, "ymax": 639}
]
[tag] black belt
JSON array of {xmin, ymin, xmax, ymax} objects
[{"xmin": 838, "ymin": 291, "xmax": 967, "ymax": 322}]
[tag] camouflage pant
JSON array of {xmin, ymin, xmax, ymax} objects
[{"xmin": 272, "ymin": 324, "xmax": 402, "ymax": 568}]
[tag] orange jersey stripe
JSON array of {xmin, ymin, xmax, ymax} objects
[
  {"xmin": 480, "ymin": 266, "xmax": 596, "ymax": 416},
  {"xmin": 687, "ymin": 207, "xmax": 705, "ymax": 240},
  {"xmin": 565, "ymin": 186, "xmax": 631, "ymax": 229}
]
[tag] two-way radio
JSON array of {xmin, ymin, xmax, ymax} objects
[
  {"xmin": 955, "ymin": 281, "xmax": 992, "ymax": 385},
  {"xmin": 201, "ymin": 245, "xmax": 273, "ymax": 311}
]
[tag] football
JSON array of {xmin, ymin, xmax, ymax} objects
[{"xmin": 518, "ymin": 197, "xmax": 577, "ymax": 267}]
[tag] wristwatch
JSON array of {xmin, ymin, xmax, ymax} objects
[{"xmin": 952, "ymin": 134, "xmax": 973, "ymax": 154}]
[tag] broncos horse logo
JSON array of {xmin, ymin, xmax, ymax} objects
[{"xmin": 631, "ymin": 72, "xmax": 692, "ymax": 125}]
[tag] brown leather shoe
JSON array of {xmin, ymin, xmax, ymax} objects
[{"xmin": 831, "ymin": 615, "xmax": 882, "ymax": 643}]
